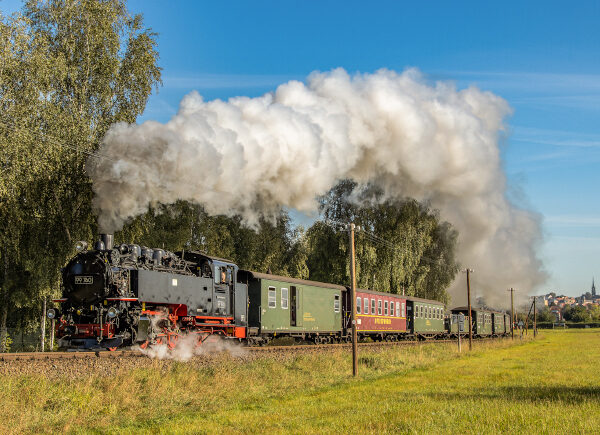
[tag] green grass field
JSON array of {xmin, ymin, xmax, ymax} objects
[{"xmin": 3, "ymin": 330, "xmax": 599, "ymax": 434}]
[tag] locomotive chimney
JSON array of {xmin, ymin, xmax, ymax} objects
[{"xmin": 100, "ymin": 234, "xmax": 113, "ymax": 251}]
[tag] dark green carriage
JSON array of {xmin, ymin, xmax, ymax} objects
[
  {"xmin": 407, "ymin": 296, "xmax": 446, "ymax": 337},
  {"xmin": 492, "ymin": 311, "xmax": 507, "ymax": 335},
  {"xmin": 448, "ymin": 312, "xmax": 470, "ymax": 335},
  {"xmin": 475, "ymin": 309, "xmax": 493, "ymax": 336},
  {"xmin": 240, "ymin": 271, "xmax": 345, "ymax": 344},
  {"xmin": 451, "ymin": 307, "xmax": 493, "ymax": 336},
  {"xmin": 505, "ymin": 313, "xmax": 512, "ymax": 335}
]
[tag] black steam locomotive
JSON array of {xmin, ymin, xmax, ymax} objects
[{"xmin": 50, "ymin": 234, "xmax": 248, "ymax": 350}]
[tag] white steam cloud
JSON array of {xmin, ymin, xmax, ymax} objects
[
  {"xmin": 134, "ymin": 334, "xmax": 247, "ymax": 361},
  {"xmin": 89, "ymin": 68, "xmax": 545, "ymax": 305}
]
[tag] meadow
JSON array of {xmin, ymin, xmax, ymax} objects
[{"xmin": 2, "ymin": 330, "xmax": 599, "ymax": 434}]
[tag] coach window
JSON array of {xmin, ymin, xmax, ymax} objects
[
  {"xmin": 384, "ymin": 301, "xmax": 388, "ymax": 316},
  {"xmin": 268, "ymin": 286, "xmax": 276, "ymax": 308},
  {"xmin": 364, "ymin": 298, "xmax": 369, "ymax": 314},
  {"xmin": 401, "ymin": 302, "xmax": 405, "ymax": 318},
  {"xmin": 377, "ymin": 300, "xmax": 382, "ymax": 315},
  {"xmin": 390, "ymin": 301, "xmax": 395, "ymax": 317},
  {"xmin": 334, "ymin": 294, "xmax": 340, "ymax": 313},
  {"xmin": 371, "ymin": 299, "xmax": 376, "ymax": 314},
  {"xmin": 357, "ymin": 297, "xmax": 361, "ymax": 314},
  {"xmin": 396, "ymin": 302, "xmax": 400, "ymax": 317},
  {"xmin": 281, "ymin": 288, "xmax": 288, "ymax": 309}
]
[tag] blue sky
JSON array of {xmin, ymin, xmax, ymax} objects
[{"xmin": 3, "ymin": 0, "xmax": 599, "ymax": 296}]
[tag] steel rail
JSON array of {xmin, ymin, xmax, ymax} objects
[{"xmin": 0, "ymin": 336, "xmax": 504, "ymax": 361}]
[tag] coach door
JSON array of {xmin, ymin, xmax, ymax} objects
[{"xmin": 290, "ymin": 286, "xmax": 302, "ymax": 327}]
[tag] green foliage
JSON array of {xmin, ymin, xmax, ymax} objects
[
  {"xmin": 563, "ymin": 305, "xmax": 592, "ymax": 323},
  {"xmin": 536, "ymin": 307, "xmax": 556, "ymax": 323},
  {"xmin": 0, "ymin": 0, "xmax": 160, "ymax": 338},
  {"xmin": 308, "ymin": 180, "xmax": 458, "ymax": 303},
  {"xmin": 116, "ymin": 201, "xmax": 303, "ymax": 277}
]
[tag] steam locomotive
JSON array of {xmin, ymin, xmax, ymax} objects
[
  {"xmin": 49, "ymin": 234, "xmax": 511, "ymax": 351},
  {"xmin": 50, "ymin": 234, "xmax": 247, "ymax": 350}
]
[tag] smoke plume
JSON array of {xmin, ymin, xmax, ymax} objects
[{"xmin": 88, "ymin": 68, "xmax": 545, "ymax": 305}]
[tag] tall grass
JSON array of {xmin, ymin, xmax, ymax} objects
[{"xmin": 4, "ymin": 332, "xmax": 594, "ymax": 433}]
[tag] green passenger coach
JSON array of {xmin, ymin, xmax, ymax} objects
[
  {"xmin": 239, "ymin": 271, "xmax": 346, "ymax": 345},
  {"xmin": 406, "ymin": 296, "xmax": 446, "ymax": 338},
  {"xmin": 451, "ymin": 307, "xmax": 493, "ymax": 336}
]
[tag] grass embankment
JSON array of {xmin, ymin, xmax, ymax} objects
[{"xmin": 3, "ymin": 330, "xmax": 599, "ymax": 433}]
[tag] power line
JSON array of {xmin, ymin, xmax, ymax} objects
[{"xmin": 323, "ymin": 217, "xmax": 452, "ymax": 268}]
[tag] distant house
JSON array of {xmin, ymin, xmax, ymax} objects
[{"xmin": 549, "ymin": 306, "xmax": 562, "ymax": 322}]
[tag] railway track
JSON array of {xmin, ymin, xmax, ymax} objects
[{"xmin": 0, "ymin": 338, "xmax": 485, "ymax": 361}]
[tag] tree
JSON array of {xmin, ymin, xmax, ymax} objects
[
  {"xmin": 115, "ymin": 201, "xmax": 306, "ymax": 277},
  {"xmin": 0, "ymin": 0, "xmax": 161, "ymax": 351},
  {"xmin": 536, "ymin": 307, "xmax": 555, "ymax": 323},
  {"xmin": 305, "ymin": 181, "xmax": 459, "ymax": 303},
  {"xmin": 563, "ymin": 306, "xmax": 590, "ymax": 323}
]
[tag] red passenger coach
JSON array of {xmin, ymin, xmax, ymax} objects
[{"xmin": 355, "ymin": 288, "xmax": 408, "ymax": 340}]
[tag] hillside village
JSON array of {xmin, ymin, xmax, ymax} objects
[{"xmin": 535, "ymin": 280, "xmax": 600, "ymax": 322}]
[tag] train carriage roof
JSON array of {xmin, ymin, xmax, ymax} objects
[
  {"xmin": 238, "ymin": 270, "xmax": 347, "ymax": 291},
  {"xmin": 355, "ymin": 288, "xmax": 406, "ymax": 298},
  {"xmin": 451, "ymin": 306, "xmax": 505, "ymax": 314},
  {"xmin": 405, "ymin": 295, "xmax": 446, "ymax": 305}
]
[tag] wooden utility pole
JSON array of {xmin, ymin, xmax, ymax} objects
[
  {"xmin": 508, "ymin": 288, "xmax": 515, "ymax": 340},
  {"xmin": 463, "ymin": 269, "xmax": 473, "ymax": 351},
  {"xmin": 533, "ymin": 297, "xmax": 537, "ymax": 337},
  {"xmin": 40, "ymin": 297, "xmax": 46, "ymax": 352},
  {"xmin": 348, "ymin": 223, "xmax": 358, "ymax": 377},
  {"xmin": 50, "ymin": 318, "xmax": 55, "ymax": 350},
  {"xmin": 457, "ymin": 315, "xmax": 462, "ymax": 353}
]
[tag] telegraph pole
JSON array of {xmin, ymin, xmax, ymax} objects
[
  {"xmin": 40, "ymin": 297, "xmax": 46, "ymax": 352},
  {"xmin": 533, "ymin": 297, "xmax": 537, "ymax": 337},
  {"xmin": 508, "ymin": 288, "xmax": 515, "ymax": 340},
  {"xmin": 462, "ymin": 269, "xmax": 473, "ymax": 351},
  {"xmin": 348, "ymin": 223, "xmax": 358, "ymax": 377}
]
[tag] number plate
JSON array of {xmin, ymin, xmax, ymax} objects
[{"xmin": 75, "ymin": 276, "xmax": 93, "ymax": 284}]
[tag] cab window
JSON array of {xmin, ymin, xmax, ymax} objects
[{"xmin": 334, "ymin": 294, "xmax": 340, "ymax": 313}]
